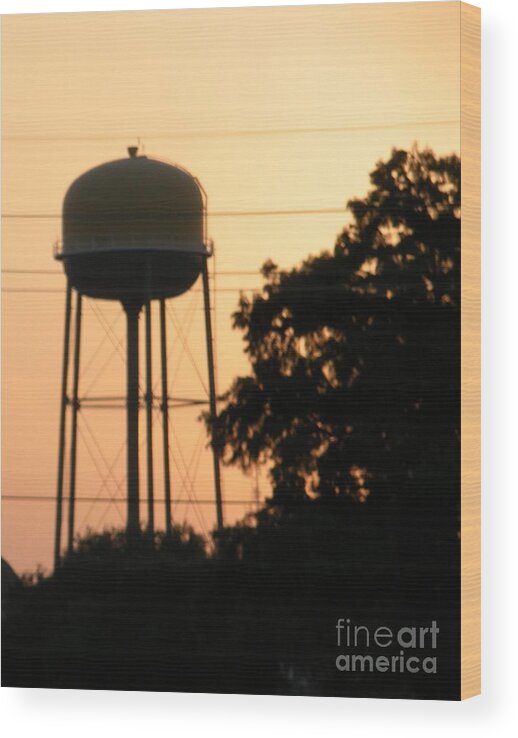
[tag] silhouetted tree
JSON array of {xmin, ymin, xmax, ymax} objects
[
  {"xmin": 208, "ymin": 147, "xmax": 460, "ymax": 528},
  {"xmin": 60, "ymin": 524, "xmax": 207, "ymax": 571}
]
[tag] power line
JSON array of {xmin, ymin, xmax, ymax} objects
[
  {"xmin": 2, "ymin": 268, "xmax": 263, "ymax": 276},
  {"xmin": 3, "ymin": 288, "xmax": 67, "ymax": 293},
  {"xmin": 2, "ymin": 207, "xmax": 346, "ymax": 219},
  {"xmin": 2, "ymin": 119, "xmax": 458, "ymax": 142},
  {"xmin": 2, "ymin": 269, "xmax": 62, "ymax": 275},
  {"xmin": 2, "ymin": 494, "xmax": 260, "ymax": 505},
  {"xmin": 2, "ymin": 287, "xmax": 260, "ymax": 294}
]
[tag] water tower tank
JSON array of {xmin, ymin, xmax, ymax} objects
[{"xmin": 59, "ymin": 149, "xmax": 206, "ymax": 303}]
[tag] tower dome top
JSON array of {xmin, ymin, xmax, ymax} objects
[{"xmin": 59, "ymin": 152, "xmax": 206, "ymax": 301}]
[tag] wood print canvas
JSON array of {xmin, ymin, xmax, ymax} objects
[{"xmin": 1, "ymin": 2, "xmax": 480, "ymax": 700}]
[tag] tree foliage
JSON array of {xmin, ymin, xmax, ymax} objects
[
  {"xmin": 208, "ymin": 147, "xmax": 460, "ymax": 511},
  {"xmin": 62, "ymin": 525, "xmax": 207, "ymax": 568}
]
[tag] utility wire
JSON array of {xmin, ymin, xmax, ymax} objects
[
  {"xmin": 2, "ymin": 207, "xmax": 346, "ymax": 219},
  {"xmin": 2, "ymin": 495, "xmax": 261, "ymax": 505},
  {"xmin": 2, "ymin": 268, "xmax": 263, "ymax": 276},
  {"xmin": 1, "ymin": 287, "xmax": 262, "ymax": 294},
  {"xmin": 2, "ymin": 119, "xmax": 458, "ymax": 142},
  {"xmin": 2, "ymin": 287, "xmax": 260, "ymax": 294}
]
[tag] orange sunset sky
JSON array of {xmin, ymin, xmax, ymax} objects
[{"xmin": 2, "ymin": 2, "xmax": 461, "ymax": 574}]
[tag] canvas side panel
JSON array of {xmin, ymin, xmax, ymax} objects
[{"xmin": 460, "ymin": 0, "xmax": 481, "ymax": 701}]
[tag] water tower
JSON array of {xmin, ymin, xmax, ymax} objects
[{"xmin": 53, "ymin": 147, "xmax": 223, "ymax": 568}]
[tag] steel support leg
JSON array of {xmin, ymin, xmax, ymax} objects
[
  {"xmin": 202, "ymin": 258, "xmax": 224, "ymax": 530},
  {"xmin": 67, "ymin": 290, "xmax": 82, "ymax": 554},
  {"xmin": 145, "ymin": 301, "xmax": 154, "ymax": 535},
  {"xmin": 159, "ymin": 299, "xmax": 172, "ymax": 535},
  {"xmin": 54, "ymin": 281, "xmax": 72, "ymax": 569},
  {"xmin": 124, "ymin": 301, "xmax": 141, "ymax": 539}
]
